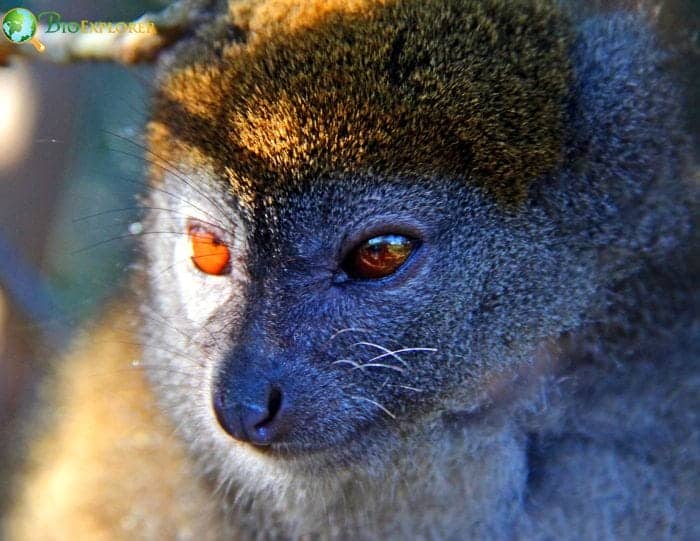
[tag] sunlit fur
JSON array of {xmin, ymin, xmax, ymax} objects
[{"xmin": 6, "ymin": 0, "xmax": 698, "ymax": 539}]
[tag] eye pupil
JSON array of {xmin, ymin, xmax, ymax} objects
[
  {"xmin": 343, "ymin": 234, "xmax": 415, "ymax": 280},
  {"xmin": 188, "ymin": 225, "xmax": 231, "ymax": 275}
]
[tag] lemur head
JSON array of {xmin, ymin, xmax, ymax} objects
[{"xmin": 141, "ymin": 0, "xmax": 689, "ymax": 497}]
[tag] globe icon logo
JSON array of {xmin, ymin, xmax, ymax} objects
[{"xmin": 2, "ymin": 7, "xmax": 45, "ymax": 52}]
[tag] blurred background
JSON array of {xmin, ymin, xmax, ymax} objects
[
  {"xmin": 0, "ymin": 0, "xmax": 697, "ymax": 519},
  {"xmin": 0, "ymin": 0, "xmax": 167, "ymax": 512}
]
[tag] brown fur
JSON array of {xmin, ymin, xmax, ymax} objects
[{"xmin": 152, "ymin": 0, "xmax": 571, "ymax": 203}]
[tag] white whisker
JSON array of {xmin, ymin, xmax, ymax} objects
[
  {"xmin": 351, "ymin": 363, "xmax": 405, "ymax": 374},
  {"xmin": 352, "ymin": 341, "xmax": 410, "ymax": 368},
  {"xmin": 328, "ymin": 327, "xmax": 372, "ymax": 342},
  {"xmin": 395, "ymin": 385, "xmax": 424, "ymax": 393},
  {"xmin": 350, "ymin": 395, "xmax": 396, "ymax": 419},
  {"xmin": 366, "ymin": 347, "xmax": 438, "ymax": 365},
  {"xmin": 332, "ymin": 359, "xmax": 365, "ymax": 370}
]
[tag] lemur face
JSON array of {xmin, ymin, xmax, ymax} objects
[
  {"xmin": 143, "ymin": 169, "xmax": 591, "ymax": 474},
  {"xmin": 142, "ymin": 0, "xmax": 576, "ymax": 465},
  {"xmin": 140, "ymin": 0, "xmax": 682, "ymax": 476}
]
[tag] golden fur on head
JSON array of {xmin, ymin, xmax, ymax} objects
[{"xmin": 152, "ymin": 0, "xmax": 572, "ymax": 203}]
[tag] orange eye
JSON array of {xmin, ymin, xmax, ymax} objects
[
  {"xmin": 188, "ymin": 225, "xmax": 231, "ymax": 275},
  {"xmin": 343, "ymin": 235, "xmax": 416, "ymax": 280}
]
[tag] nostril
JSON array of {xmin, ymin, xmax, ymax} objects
[
  {"xmin": 214, "ymin": 383, "xmax": 289, "ymax": 446},
  {"xmin": 255, "ymin": 387, "xmax": 282, "ymax": 430}
]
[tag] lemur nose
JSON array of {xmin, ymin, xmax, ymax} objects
[{"xmin": 213, "ymin": 386, "xmax": 285, "ymax": 446}]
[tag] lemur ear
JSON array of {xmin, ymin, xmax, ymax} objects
[
  {"xmin": 532, "ymin": 13, "xmax": 692, "ymax": 264},
  {"xmin": 153, "ymin": 0, "xmax": 251, "ymax": 73}
]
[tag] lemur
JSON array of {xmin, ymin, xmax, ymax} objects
[{"xmin": 5, "ymin": 0, "xmax": 698, "ymax": 539}]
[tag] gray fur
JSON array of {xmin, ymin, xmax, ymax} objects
[{"xmin": 138, "ymin": 4, "xmax": 698, "ymax": 540}]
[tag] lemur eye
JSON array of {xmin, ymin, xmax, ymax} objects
[
  {"xmin": 188, "ymin": 225, "xmax": 231, "ymax": 275},
  {"xmin": 343, "ymin": 234, "xmax": 416, "ymax": 280}
]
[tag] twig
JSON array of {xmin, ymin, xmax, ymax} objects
[{"xmin": 0, "ymin": 2, "xmax": 195, "ymax": 66}]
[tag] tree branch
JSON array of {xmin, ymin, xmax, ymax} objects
[{"xmin": 0, "ymin": 2, "xmax": 195, "ymax": 66}]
